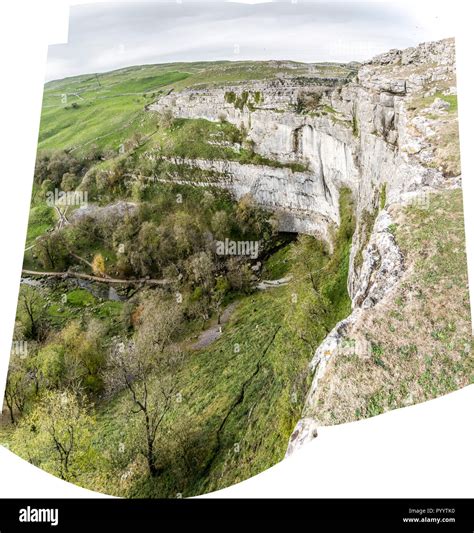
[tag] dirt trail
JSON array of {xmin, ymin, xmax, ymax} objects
[
  {"xmin": 256, "ymin": 275, "xmax": 293, "ymax": 290},
  {"xmin": 190, "ymin": 274, "xmax": 290, "ymax": 351},
  {"xmin": 191, "ymin": 302, "xmax": 238, "ymax": 350}
]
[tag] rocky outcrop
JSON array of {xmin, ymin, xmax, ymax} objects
[
  {"xmin": 151, "ymin": 76, "xmax": 360, "ymax": 238},
  {"xmin": 149, "ymin": 38, "xmax": 459, "ymax": 454},
  {"xmin": 351, "ymin": 211, "xmax": 404, "ymax": 309},
  {"xmin": 70, "ymin": 201, "xmax": 137, "ymax": 224},
  {"xmin": 284, "ymin": 209, "xmax": 405, "ymax": 455},
  {"xmin": 285, "ymin": 417, "xmax": 319, "ymax": 457},
  {"xmin": 161, "ymin": 158, "xmax": 339, "ymax": 238}
]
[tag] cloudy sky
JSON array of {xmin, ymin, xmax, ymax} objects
[{"xmin": 46, "ymin": 1, "xmax": 457, "ymax": 81}]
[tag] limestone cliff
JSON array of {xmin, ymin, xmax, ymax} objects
[
  {"xmin": 150, "ymin": 38, "xmax": 463, "ymax": 454},
  {"xmin": 151, "ymin": 38, "xmax": 457, "ymax": 253}
]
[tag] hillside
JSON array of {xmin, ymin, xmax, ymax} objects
[
  {"xmin": 1, "ymin": 38, "xmax": 472, "ymax": 496},
  {"xmin": 39, "ymin": 60, "xmax": 354, "ymax": 155}
]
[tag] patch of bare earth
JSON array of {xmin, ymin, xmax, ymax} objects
[{"xmin": 190, "ymin": 302, "xmax": 237, "ymax": 350}]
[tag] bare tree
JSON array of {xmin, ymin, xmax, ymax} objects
[
  {"xmin": 136, "ymin": 293, "xmax": 183, "ymax": 354},
  {"xmin": 106, "ymin": 342, "xmax": 184, "ymax": 477},
  {"xmin": 12, "ymin": 390, "xmax": 95, "ymax": 481},
  {"xmin": 105, "ymin": 294, "xmax": 184, "ymax": 477},
  {"xmin": 35, "ymin": 232, "xmax": 69, "ymax": 272},
  {"xmin": 18, "ymin": 286, "xmax": 48, "ymax": 341},
  {"xmin": 4, "ymin": 355, "xmax": 32, "ymax": 424}
]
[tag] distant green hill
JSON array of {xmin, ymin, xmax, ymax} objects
[{"xmin": 39, "ymin": 60, "xmax": 352, "ymax": 155}]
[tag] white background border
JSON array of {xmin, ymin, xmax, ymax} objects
[{"xmin": 0, "ymin": 0, "xmax": 472, "ymax": 498}]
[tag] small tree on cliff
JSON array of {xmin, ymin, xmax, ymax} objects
[{"xmin": 158, "ymin": 108, "xmax": 174, "ymax": 130}]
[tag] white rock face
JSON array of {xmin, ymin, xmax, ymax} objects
[
  {"xmin": 351, "ymin": 211, "xmax": 404, "ymax": 309},
  {"xmin": 285, "ymin": 418, "xmax": 319, "ymax": 457},
  {"xmin": 149, "ymin": 38, "xmax": 458, "ymax": 454},
  {"xmin": 166, "ymin": 158, "xmax": 339, "ymax": 239}
]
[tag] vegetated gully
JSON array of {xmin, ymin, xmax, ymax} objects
[
  {"xmin": 20, "ymin": 232, "xmax": 297, "ymax": 304},
  {"xmin": 21, "ymin": 200, "xmax": 352, "ymax": 475}
]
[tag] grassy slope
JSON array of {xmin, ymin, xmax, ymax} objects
[
  {"xmin": 94, "ymin": 253, "xmax": 347, "ymax": 496},
  {"xmin": 10, "ymin": 189, "xmax": 352, "ymax": 497},
  {"xmin": 312, "ymin": 189, "xmax": 474, "ymax": 424},
  {"xmin": 89, "ymin": 192, "xmax": 355, "ymax": 497},
  {"xmin": 115, "ymin": 284, "xmax": 309, "ymax": 496},
  {"xmin": 261, "ymin": 244, "xmax": 292, "ymax": 280},
  {"xmin": 0, "ymin": 234, "xmax": 349, "ymax": 496},
  {"xmin": 4, "ymin": 178, "xmax": 356, "ymax": 498},
  {"xmin": 21, "ymin": 185, "xmax": 58, "ymax": 253}
]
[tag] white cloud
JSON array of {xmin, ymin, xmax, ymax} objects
[{"xmin": 45, "ymin": 1, "xmax": 456, "ymax": 81}]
